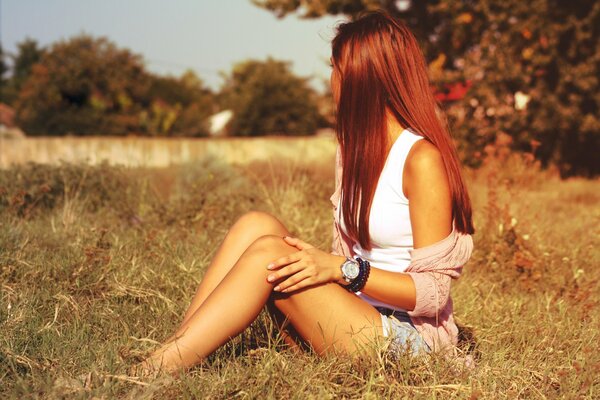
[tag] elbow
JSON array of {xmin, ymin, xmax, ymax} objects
[
  {"xmin": 407, "ymin": 273, "xmax": 451, "ymax": 318},
  {"xmin": 410, "ymin": 290, "xmax": 450, "ymax": 318}
]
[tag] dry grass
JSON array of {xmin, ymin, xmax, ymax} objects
[{"xmin": 0, "ymin": 140, "xmax": 599, "ymax": 399}]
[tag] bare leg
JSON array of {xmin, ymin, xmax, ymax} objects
[
  {"xmin": 265, "ymin": 297, "xmax": 309, "ymax": 353},
  {"xmin": 145, "ymin": 235, "xmax": 299, "ymax": 372},
  {"xmin": 179, "ymin": 211, "xmax": 290, "ymax": 327},
  {"xmin": 271, "ymin": 282, "xmax": 386, "ymax": 356},
  {"xmin": 144, "ymin": 235, "xmax": 384, "ymax": 373},
  {"xmin": 162, "ymin": 211, "xmax": 303, "ymax": 353}
]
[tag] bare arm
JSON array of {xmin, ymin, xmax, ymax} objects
[{"xmin": 354, "ymin": 139, "xmax": 453, "ymax": 310}]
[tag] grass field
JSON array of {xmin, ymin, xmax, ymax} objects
[{"xmin": 1, "ymin": 141, "xmax": 599, "ymax": 399}]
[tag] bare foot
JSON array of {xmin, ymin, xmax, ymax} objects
[
  {"xmin": 131, "ymin": 348, "xmax": 191, "ymax": 379},
  {"xmin": 129, "ymin": 357, "xmax": 168, "ymax": 379}
]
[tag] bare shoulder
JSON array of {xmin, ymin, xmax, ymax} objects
[
  {"xmin": 403, "ymin": 138, "xmax": 453, "ymax": 248},
  {"xmin": 403, "ymin": 139, "xmax": 449, "ymax": 199}
]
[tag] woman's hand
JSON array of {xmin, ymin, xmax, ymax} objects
[{"xmin": 266, "ymin": 236, "xmax": 347, "ymax": 293}]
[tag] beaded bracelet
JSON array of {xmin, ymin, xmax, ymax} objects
[
  {"xmin": 349, "ymin": 258, "xmax": 369, "ymax": 292},
  {"xmin": 346, "ymin": 257, "xmax": 371, "ymax": 292}
]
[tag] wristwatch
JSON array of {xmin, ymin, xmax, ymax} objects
[{"xmin": 340, "ymin": 257, "xmax": 360, "ymax": 284}]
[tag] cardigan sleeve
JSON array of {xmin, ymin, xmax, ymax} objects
[
  {"xmin": 405, "ymin": 231, "xmax": 473, "ymax": 318},
  {"xmin": 331, "ymin": 218, "xmax": 342, "ymax": 255},
  {"xmin": 406, "ymin": 271, "xmax": 455, "ymax": 317},
  {"xmin": 330, "ymin": 145, "xmax": 343, "ymax": 255}
]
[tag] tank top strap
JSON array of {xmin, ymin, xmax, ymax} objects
[{"xmin": 393, "ymin": 128, "xmax": 424, "ymax": 202}]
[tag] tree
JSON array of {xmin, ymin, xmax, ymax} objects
[
  {"xmin": 14, "ymin": 34, "xmax": 214, "ymax": 137},
  {"xmin": 0, "ymin": 44, "xmax": 10, "ymax": 103},
  {"xmin": 170, "ymin": 70, "xmax": 214, "ymax": 136},
  {"xmin": 252, "ymin": 1, "xmax": 437, "ymax": 53},
  {"xmin": 0, "ymin": 39, "xmax": 45, "ymax": 106},
  {"xmin": 15, "ymin": 35, "xmax": 150, "ymax": 135},
  {"xmin": 12, "ymin": 38, "xmax": 44, "ymax": 93},
  {"xmin": 0, "ymin": 44, "xmax": 7, "ymax": 81},
  {"xmin": 438, "ymin": 0, "xmax": 600, "ymax": 177},
  {"xmin": 253, "ymin": 0, "xmax": 600, "ymax": 176},
  {"xmin": 148, "ymin": 70, "xmax": 216, "ymax": 136},
  {"xmin": 220, "ymin": 58, "xmax": 321, "ymax": 136}
]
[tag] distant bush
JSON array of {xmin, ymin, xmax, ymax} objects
[
  {"xmin": 0, "ymin": 162, "xmax": 140, "ymax": 219},
  {"xmin": 219, "ymin": 58, "xmax": 322, "ymax": 136},
  {"xmin": 0, "ymin": 157, "xmax": 254, "ymax": 228}
]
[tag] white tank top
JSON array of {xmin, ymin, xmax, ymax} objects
[{"xmin": 338, "ymin": 128, "xmax": 424, "ymax": 311}]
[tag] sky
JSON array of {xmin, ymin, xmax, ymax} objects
[{"xmin": 0, "ymin": 0, "xmax": 346, "ymax": 92}]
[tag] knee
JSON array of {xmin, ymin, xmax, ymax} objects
[
  {"xmin": 235, "ymin": 211, "xmax": 286, "ymax": 235},
  {"xmin": 240, "ymin": 235, "xmax": 289, "ymax": 278},
  {"xmin": 245, "ymin": 234, "xmax": 286, "ymax": 256}
]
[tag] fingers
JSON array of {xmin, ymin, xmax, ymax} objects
[
  {"xmin": 264, "ymin": 236, "xmax": 322, "ymax": 293},
  {"xmin": 273, "ymin": 272, "xmax": 315, "ymax": 293},
  {"xmin": 282, "ymin": 236, "xmax": 314, "ymax": 250},
  {"xmin": 267, "ymin": 251, "xmax": 302, "ymax": 270},
  {"xmin": 267, "ymin": 260, "xmax": 307, "ymax": 283}
]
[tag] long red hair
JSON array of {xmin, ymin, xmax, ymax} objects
[{"xmin": 332, "ymin": 10, "xmax": 474, "ymax": 250}]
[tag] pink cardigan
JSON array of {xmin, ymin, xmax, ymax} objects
[{"xmin": 329, "ymin": 146, "xmax": 473, "ymax": 353}]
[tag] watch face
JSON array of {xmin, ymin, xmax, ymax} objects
[{"xmin": 343, "ymin": 260, "xmax": 360, "ymax": 280}]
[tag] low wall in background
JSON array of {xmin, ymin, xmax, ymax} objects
[{"xmin": 0, "ymin": 135, "xmax": 337, "ymax": 168}]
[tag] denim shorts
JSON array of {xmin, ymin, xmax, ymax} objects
[{"xmin": 376, "ymin": 307, "xmax": 431, "ymax": 356}]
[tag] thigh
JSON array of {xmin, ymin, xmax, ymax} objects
[
  {"xmin": 180, "ymin": 212, "xmax": 291, "ymax": 325},
  {"xmin": 271, "ymin": 282, "xmax": 386, "ymax": 357}
]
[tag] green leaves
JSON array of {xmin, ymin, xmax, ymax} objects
[
  {"xmin": 254, "ymin": 0, "xmax": 600, "ymax": 175},
  {"xmin": 12, "ymin": 36, "xmax": 214, "ymax": 137},
  {"xmin": 220, "ymin": 58, "xmax": 322, "ymax": 136}
]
